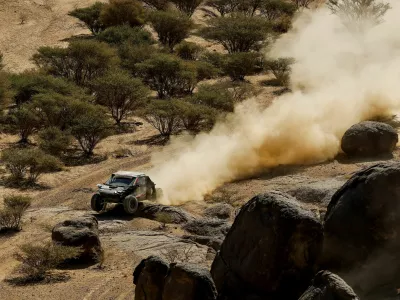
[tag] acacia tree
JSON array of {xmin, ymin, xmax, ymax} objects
[
  {"xmin": 260, "ymin": 0, "xmax": 296, "ymax": 21},
  {"xmin": 149, "ymin": 11, "xmax": 194, "ymax": 51},
  {"xmin": 68, "ymin": 2, "xmax": 105, "ymax": 35},
  {"xmin": 328, "ymin": 0, "xmax": 390, "ymax": 29},
  {"xmin": 91, "ymin": 70, "xmax": 150, "ymax": 125},
  {"xmin": 200, "ymin": 14, "xmax": 271, "ymax": 53},
  {"xmin": 142, "ymin": 0, "xmax": 170, "ymax": 10},
  {"xmin": 100, "ymin": 0, "xmax": 146, "ymax": 27},
  {"xmin": 171, "ymin": 0, "xmax": 203, "ymax": 16},
  {"xmin": 136, "ymin": 54, "xmax": 198, "ymax": 98},
  {"xmin": 71, "ymin": 104, "xmax": 111, "ymax": 156},
  {"xmin": 203, "ymin": 0, "xmax": 240, "ymax": 17},
  {"xmin": 32, "ymin": 40, "xmax": 118, "ymax": 87}
]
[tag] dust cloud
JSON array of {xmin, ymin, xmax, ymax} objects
[{"xmin": 150, "ymin": 1, "xmax": 400, "ymax": 205}]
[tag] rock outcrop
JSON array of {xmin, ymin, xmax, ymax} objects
[
  {"xmin": 341, "ymin": 121, "xmax": 398, "ymax": 157},
  {"xmin": 298, "ymin": 271, "xmax": 359, "ymax": 300},
  {"xmin": 52, "ymin": 215, "xmax": 102, "ymax": 262},
  {"xmin": 211, "ymin": 191, "xmax": 323, "ymax": 300}
]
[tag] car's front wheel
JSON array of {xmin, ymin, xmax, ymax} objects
[
  {"xmin": 91, "ymin": 194, "xmax": 105, "ymax": 212},
  {"xmin": 123, "ymin": 195, "xmax": 138, "ymax": 214}
]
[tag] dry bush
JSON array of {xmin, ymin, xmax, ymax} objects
[
  {"xmin": 160, "ymin": 244, "xmax": 195, "ymax": 263},
  {"xmin": 155, "ymin": 212, "xmax": 175, "ymax": 229},
  {"xmin": 19, "ymin": 13, "xmax": 28, "ymax": 25},
  {"xmin": 264, "ymin": 57, "xmax": 294, "ymax": 86},
  {"xmin": 14, "ymin": 242, "xmax": 82, "ymax": 282},
  {"xmin": 0, "ymin": 195, "xmax": 32, "ymax": 232}
]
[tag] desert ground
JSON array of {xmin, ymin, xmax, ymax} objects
[{"xmin": 0, "ymin": 0, "xmax": 398, "ymax": 299}]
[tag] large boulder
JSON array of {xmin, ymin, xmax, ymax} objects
[
  {"xmin": 211, "ymin": 191, "xmax": 323, "ymax": 300},
  {"xmin": 134, "ymin": 256, "xmax": 169, "ymax": 300},
  {"xmin": 182, "ymin": 235, "xmax": 223, "ymax": 251},
  {"xmin": 163, "ymin": 263, "xmax": 217, "ymax": 300},
  {"xmin": 322, "ymin": 162, "xmax": 400, "ymax": 296},
  {"xmin": 204, "ymin": 203, "xmax": 233, "ymax": 220},
  {"xmin": 298, "ymin": 271, "xmax": 359, "ymax": 300},
  {"xmin": 341, "ymin": 121, "xmax": 398, "ymax": 157},
  {"xmin": 52, "ymin": 215, "xmax": 102, "ymax": 262},
  {"xmin": 135, "ymin": 201, "xmax": 195, "ymax": 224},
  {"xmin": 183, "ymin": 218, "xmax": 231, "ymax": 237},
  {"xmin": 133, "ymin": 256, "xmax": 217, "ymax": 300}
]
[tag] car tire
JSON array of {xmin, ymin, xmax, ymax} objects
[
  {"xmin": 91, "ymin": 194, "xmax": 105, "ymax": 212},
  {"xmin": 123, "ymin": 195, "xmax": 139, "ymax": 215}
]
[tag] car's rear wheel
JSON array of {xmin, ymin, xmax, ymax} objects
[
  {"xmin": 91, "ymin": 194, "xmax": 105, "ymax": 212},
  {"xmin": 123, "ymin": 195, "xmax": 138, "ymax": 214}
]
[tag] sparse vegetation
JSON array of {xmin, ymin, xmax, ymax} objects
[
  {"xmin": 149, "ymin": 11, "xmax": 194, "ymax": 51},
  {"xmin": 200, "ymin": 14, "xmax": 271, "ymax": 53},
  {"xmin": 222, "ymin": 52, "xmax": 262, "ymax": 81},
  {"xmin": 91, "ymin": 69, "xmax": 150, "ymax": 125},
  {"xmin": 32, "ymin": 40, "xmax": 119, "ymax": 87},
  {"xmin": 71, "ymin": 105, "xmax": 111, "ymax": 156},
  {"xmin": 264, "ymin": 57, "xmax": 294, "ymax": 86},
  {"xmin": 1, "ymin": 148, "xmax": 62, "ymax": 184},
  {"xmin": 100, "ymin": 0, "xmax": 146, "ymax": 28},
  {"xmin": 161, "ymin": 244, "xmax": 195, "ymax": 263},
  {"xmin": 38, "ymin": 127, "xmax": 73, "ymax": 156},
  {"xmin": 69, "ymin": 2, "xmax": 105, "ymax": 35},
  {"xmin": 175, "ymin": 41, "xmax": 203, "ymax": 60},
  {"xmin": 13, "ymin": 242, "xmax": 81, "ymax": 282},
  {"xmin": 0, "ymin": 195, "xmax": 32, "ymax": 232},
  {"xmin": 171, "ymin": 0, "xmax": 203, "ymax": 16},
  {"xmin": 141, "ymin": 100, "xmax": 181, "ymax": 136}
]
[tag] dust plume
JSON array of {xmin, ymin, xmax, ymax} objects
[{"xmin": 150, "ymin": 1, "xmax": 400, "ymax": 204}]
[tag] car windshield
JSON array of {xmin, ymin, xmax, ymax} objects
[{"xmin": 108, "ymin": 176, "xmax": 135, "ymax": 187}]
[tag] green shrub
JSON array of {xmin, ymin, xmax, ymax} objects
[
  {"xmin": 100, "ymin": 0, "xmax": 146, "ymax": 28},
  {"xmin": 149, "ymin": 11, "xmax": 194, "ymax": 51},
  {"xmin": 38, "ymin": 127, "xmax": 73, "ymax": 156},
  {"xmin": 193, "ymin": 83, "xmax": 235, "ymax": 112},
  {"xmin": 171, "ymin": 0, "xmax": 203, "ymax": 16},
  {"xmin": 194, "ymin": 61, "xmax": 220, "ymax": 81},
  {"xmin": 91, "ymin": 69, "xmax": 150, "ymax": 125},
  {"xmin": 222, "ymin": 52, "xmax": 262, "ymax": 81},
  {"xmin": 1, "ymin": 148, "xmax": 62, "ymax": 183},
  {"xmin": 201, "ymin": 51, "xmax": 225, "ymax": 69},
  {"xmin": 203, "ymin": 0, "xmax": 240, "ymax": 17},
  {"xmin": 264, "ymin": 57, "xmax": 294, "ymax": 86},
  {"xmin": 96, "ymin": 25, "xmax": 154, "ymax": 46},
  {"xmin": 176, "ymin": 99, "xmax": 216, "ymax": 132},
  {"xmin": 0, "ymin": 195, "xmax": 32, "ymax": 231},
  {"xmin": 30, "ymin": 92, "xmax": 92, "ymax": 129},
  {"xmin": 137, "ymin": 54, "xmax": 198, "ymax": 98},
  {"xmin": 200, "ymin": 13, "xmax": 271, "ymax": 53},
  {"xmin": 14, "ymin": 242, "xmax": 81, "ymax": 281},
  {"xmin": 9, "ymin": 72, "xmax": 88, "ymax": 106},
  {"xmin": 140, "ymin": 100, "xmax": 181, "ymax": 136},
  {"xmin": 8, "ymin": 105, "xmax": 40, "ymax": 143},
  {"xmin": 32, "ymin": 40, "xmax": 119, "ymax": 87},
  {"xmin": 71, "ymin": 105, "xmax": 112, "ymax": 156},
  {"xmin": 0, "ymin": 71, "xmax": 11, "ymax": 109},
  {"xmin": 68, "ymin": 2, "xmax": 105, "ymax": 35},
  {"xmin": 260, "ymin": 0, "xmax": 296, "ymax": 21},
  {"xmin": 119, "ymin": 44, "xmax": 158, "ymax": 76},
  {"xmin": 142, "ymin": 0, "xmax": 170, "ymax": 10},
  {"xmin": 175, "ymin": 41, "xmax": 203, "ymax": 60}
]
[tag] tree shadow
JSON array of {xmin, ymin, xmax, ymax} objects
[
  {"xmin": 62, "ymin": 152, "xmax": 108, "ymax": 167},
  {"xmin": 0, "ymin": 177, "xmax": 51, "ymax": 190},
  {"xmin": 60, "ymin": 34, "xmax": 95, "ymax": 43},
  {"xmin": 133, "ymin": 134, "xmax": 169, "ymax": 146},
  {"xmin": 261, "ymin": 78, "xmax": 282, "ymax": 87},
  {"xmin": 273, "ymin": 87, "xmax": 291, "ymax": 96},
  {"xmin": 5, "ymin": 272, "xmax": 71, "ymax": 286}
]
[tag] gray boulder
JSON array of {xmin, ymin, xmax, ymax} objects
[
  {"xmin": 204, "ymin": 203, "xmax": 233, "ymax": 220},
  {"xmin": 135, "ymin": 201, "xmax": 195, "ymax": 224},
  {"xmin": 52, "ymin": 215, "xmax": 102, "ymax": 262},
  {"xmin": 163, "ymin": 263, "xmax": 217, "ymax": 300},
  {"xmin": 134, "ymin": 256, "xmax": 169, "ymax": 300},
  {"xmin": 133, "ymin": 256, "xmax": 217, "ymax": 300},
  {"xmin": 341, "ymin": 121, "xmax": 398, "ymax": 157},
  {"xmin": 211, "ymin": 191, "xmax": 323, "ymax": 300},
  {"xmin": 183, "ymin": 218, "xmax": 231, "ymax": 237},
  {"xmin": 322, "ymin": 162, "xmax": 400, "ymax": 297},
  {"xmin": 299, "ymin": 271, "xmax": 359, "ymax": 300}
]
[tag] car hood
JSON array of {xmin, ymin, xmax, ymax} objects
[{"xmin": 98, "ymin": 185, "xmax": 126, "ymax": 195}]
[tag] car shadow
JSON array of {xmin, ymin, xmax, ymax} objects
[{"xmin": 93, "ymin": 205, "xmax": 136, "ymax": 221}]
